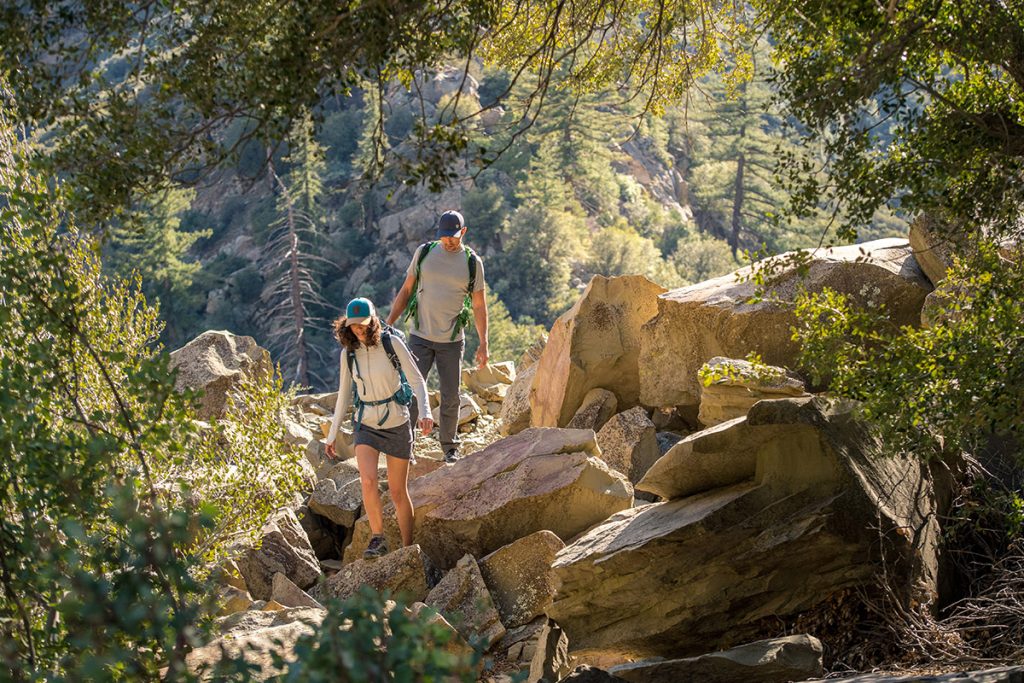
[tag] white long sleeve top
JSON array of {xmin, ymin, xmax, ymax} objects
[{"xmin": 326, "ymin": 335, "xmax": 429, "ymax": 442}]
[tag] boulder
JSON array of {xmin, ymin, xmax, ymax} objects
[
  {"xmin": 238, "ymin": 508, "xmax": 321, "ymax": 601},
  {"xmin": 216, "ymin": 585, "xmax": 253, "ymax": 615},
  {"xmin": 433, "ymin": 393, "xmax": 483, "ymax": 426},
  {"xmin": 270, "ymin": 572, "xmax": 324, "ymax": 610},
  {"xmin": 463, "ymin": 362, "xmax": 516, "ymax": 401},
  {"xmin": 308, "ymin": 462, "xmax": 363, "ymax": 528},
  {"xmin": 480, "ymin": 530, "xmax": 565, "ymax": 628},
  {"xmin": 639, "ymin": 239, "xmax": 932, "ymax": 410},
  {"xmin": 426, "ymin": 554, "xmax": 506, "ymax": 649},
  {"xmin": 317, "ymin": 543, "xmax": 430, "ymax": 604},
  {"xmin": 531, "ymin": 276, "xmax": 666, "ymax": 428},
  {"xmin": 408, "ymin": 602, "xmax": 477, "ymax": 663},
  {"xmin": 697, "ymin": 357, "xmax": 809, "ymax": 427},
  {"xmin": 187, "ymin": 608, "xmax": 325, "ymax": 680},
  {"xmin": 908, "ymin": 212, "xmax": 955, "ymax": 285},
  {"xmin": 549, "ymin": 397, "xmax": 941, "ymax": 661},
  {"xmin": 169, "ymin": 330, "xmax": 272, "ymax": 420},
  {"xmin": 566, "ymin": 388, "xmax": 618, "ymax": 432},
  {"xmin": 595, "ymin": 407, "xmax": 660, "ymax": 484},
  {"xmin": 496, "ymin": 617, "xmax": 572, "ymax": 683},
  {"xmin": 344, "ymin": 428, "xmax": 632, "ymax": 568},
  {"xmin": 500, "ymin": 362, "xmax": 538, "ymax": 436},
  {"xmin": 637, "ymin": 415, "xmax": 759, "ymax": 500},
  {"xmin": 608, "ymin": 634, "xmax": 824, "ymax": 683},
  {"xmin": 812, "ymin": 665, "xmax": 1024, "ymax": 682}
]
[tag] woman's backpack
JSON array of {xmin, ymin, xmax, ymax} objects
[{"xmin": 347, "ymin": 325, "xmax": 414, "ymax": 428}]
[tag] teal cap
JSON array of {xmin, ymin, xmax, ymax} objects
[{"xmin": 345, "ymin": 297, "xmax": 376, "ymax": 325}]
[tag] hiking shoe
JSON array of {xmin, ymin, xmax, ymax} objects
[
  {"xmin": 363, "ymin": 535, "xmax": 388, "ymax": 559},
  {"xmin": 444, "ymin": 448, "xmax": 460, "ymax": 464}
]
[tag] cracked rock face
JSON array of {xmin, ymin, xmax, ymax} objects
[
  {"xmin": 549, "ymin": 397, "xmax": 941, "ymax": 662},
  {"xmin": 639, "ymin": 239, "xmax": 931, "ymax": 410}
]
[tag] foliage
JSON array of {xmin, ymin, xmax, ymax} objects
[
  {"xmin": 671, "ymin": 231, "xmax": 738, "ymax": 284},
  {"xmin": 283, "ymin": 587, "xmax": 483, "ymax": 682},
  {"xmin": 792, "ymin": 244, "xmax": 1024, "ymax": 460},
  {"xmin": 0, "ymin": 112, "xmax": 211, "ymax": 679},
  {"xmin": 762, "ymin": 0, "xmax": 1024, "ymax": 246},
  {"xmin": 585, "ymin": 223, "xmax": 684, "ymax": 288},
  {"xmin": 0, "ymin": 0, "xmax": 751, "ymax": 222}
]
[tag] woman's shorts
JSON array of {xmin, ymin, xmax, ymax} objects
[{"xmin": 353, "ymin": 421, "xmax": 413, "ymax": 460}]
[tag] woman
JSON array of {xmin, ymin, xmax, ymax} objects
[{"xmin": 325, "ymin": 297, "xmax": 432, "ymax": 559}]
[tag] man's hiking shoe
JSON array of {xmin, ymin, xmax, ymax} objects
[
  {"xmin": 363, "ymin": 535, "xmax": 388, "ymax": 559},
  {"xmin": 444, "ymin": 448, "xmax": 460, "ymax": 464}
]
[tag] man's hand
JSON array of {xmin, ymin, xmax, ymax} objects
[
  {"xmin": 325, "ymin": 441, "xmax": 337, "ymax": 460},
  {"xmin": 475, "ymin": 343, "xmax": 489, "ymax": 369},
  {"xmin": 418, "ymin": 417, "xmax": 434, "ymax": 435}
]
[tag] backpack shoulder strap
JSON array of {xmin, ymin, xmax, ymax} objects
[
  {"xmin": 416, "ymin": 241, "xmax": 438, "ymax": 273},
  {"xmin": 380, "ymin": 331, "xmax": 402, "ymax": 373},
  {"xmin": 464, "ymin": 246, "xmax": 477, "ymax": 293}
]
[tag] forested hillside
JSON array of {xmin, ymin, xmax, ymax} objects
[{"xmin": 103, "ymin": 53, "xmax": 905, "ymax": 388}]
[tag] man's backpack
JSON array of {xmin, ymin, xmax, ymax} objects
[
  {"xmin": 403, "ymin": 241, "xmax": 477, "ymax": 341},
  {"xmin": 346, "ymin": 324, "xmax": 414, "ymax": 428}
]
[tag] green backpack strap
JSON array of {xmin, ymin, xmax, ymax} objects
[
  {"xmin": 450, "ymin": 247, "xmax": 477, "ymax": 341},
  {"xmin": 403, "ymin": 241, "xmax": 438, "ymax": 330}
]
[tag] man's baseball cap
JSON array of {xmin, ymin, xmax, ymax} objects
[
  {"xmin": 345, "ymin": 297, "xmax": 376, "ymax": 325},
  {"xmin": 436, "ymin": 210, "xmax": 465, "ymax": 238}
]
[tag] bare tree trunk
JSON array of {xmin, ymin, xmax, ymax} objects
[
  {"xmin": 730, "ymin": 151, "xmax": 745, "ymax": 258},
  {"xmin": 270, "ymin": 163, "xmax": 310, "ymax": 387}
]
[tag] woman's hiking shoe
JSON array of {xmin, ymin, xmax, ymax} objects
[
  {"xmin": 444, "ymin": 448, "xmax": 460, "ymax": 464},
  {"xmin": 364, "ymin": 535, "xmax": 388, "ymax": 559}
]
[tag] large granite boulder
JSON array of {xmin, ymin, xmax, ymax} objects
[
  {"xmin": 316, "ymin": 544, "xmax": 430, "ymax": 603},
  {"xmin": 697, "ymin": 357, "xmax": 809, "ymax": 427},
  {"xmin": 637, "ymin": 415, "xmax": 759, "ymax": 500},
  {"xmin": 308, "ymin": 460, "xmax": 363, "ymax": 527},
  {"xmin": 344, "ymin": 428, "xmax": 633, "ymax": 568},
  {"xmin": 908, "ymin": 212, "xmax": 955, "ymax": 286},
  {"xmin": 426, "ymin": 554, "xmax": 506, "ymax": 649},
  {"xmin": 595, "ymin": 407, "xmax": 660, "ymax": 484},
  {"xmin": 639, "ymin": 239, "xmax": 932, "ymax": 410},
  {"xmin": 500, "ymin": 336, "xmax": 547, "ymax": 436},
  {"xmin": 169, "ymin": 330, "xmax": 272, "ymax": 420},
  {"xmin": 566, "ymin": 388, "xmax": 618, "ymax": 432},
  {"xmin": 531, "ymin": 275, "xmax": 666, "ymax": 428},
  {"xmin": 548, "ymin": 397, "xmax": 941, "ymax": 662},
  {"xmin": 608, "ymin": 635, "xmax": 824, "ymax": 683},
  {"xmin": 480, "ymin": 530, "xmax": 565, "ymax": 628},
  {"xmin": 238, "ymin": 508, "xmax": 321, "ymax": 601},
  {"xmin": 496, "ymin": 617, "xmax": 572, "ymax": 683},
  {"xmin": 186, "ymin": 608, "xmax": 325, "ymax": 680}
]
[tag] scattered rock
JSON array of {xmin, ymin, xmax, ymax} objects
[
  {"xmin": 270, "ymin": 572, "xmax": 324, "ymax": 610},
  {"xmin": 217, "ymin": 585, "xmax": 253, "ymax": 615},
  {"xmin": 480, "ymin": 530, "xmax": 565, "ymax": 628},
  {"xmin": 595, "ymin": 407, "xmax": 660, "ymax": 484},
  {"xmin": 464, "ymin": 362, "xmax": 516, "ymax": 401},
  {"xmin": 556, "ymin": 666, "xmax": 630, "ymax": 683},
  {"xmin": 317, "ymin": 543, "xmax": 430, "ymax": 604},
  {"xmin": 566, "ymin": 388, "xmax": 618, "ymax": 432},
  {"xmin": 309, "ymin": 466, "xmax": 363, "ymax": 528},
  {"xmin": 607, "ymin": 634, "xmax": 824, "ymax": 683},
  {"xmin": 345, "ymin": 428, "xmax": 632, "ymax": 568},
  {"xmin": 168, "ymin": 330, "xmax": 273, "ymax": 420},
  {"xmin": 497, "ymin": 617, "xmax": 572, "ymax": 683},
  {"xmin": 811, "ymin": 665, "xmax": 1024, "ymax": 682},
  {"xmin": 426, "ymin": 554, "xmax": 506, "ymax": 649},
  {"xmin": 697, "ymin": 356, "xmax": 808, "ymax": 427},
  {"xmin": 238, "ymin": 508, "xmax": 321, "ymax": 601}
]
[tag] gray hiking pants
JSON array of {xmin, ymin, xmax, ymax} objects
[{"xmin": 407, "ymin": 334, "xmax": 464, "ymax": 453}]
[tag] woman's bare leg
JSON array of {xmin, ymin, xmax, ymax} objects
[
  {"xmin": 355, "ymin": 444, "xmax": 383, "ymax": 535},
  {"xmin": 385, "ymin": 454, "xmax": 414, "ymax": 546}
]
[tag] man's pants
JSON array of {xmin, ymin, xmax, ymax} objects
[{"xmin": 407, "ymin": 335, "xmax": 464, "ymax": 453}]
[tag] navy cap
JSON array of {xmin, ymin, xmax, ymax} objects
[
  {"xmin": 345, "ymin": 297, "xmax": 376, "ymax": 325},
  {"xmin": 436, "ymin": 210, "xmax": 465, "ymax": 238}
]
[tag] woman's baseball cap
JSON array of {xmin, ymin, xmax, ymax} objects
[{"xmin": 345, "ymin": 297, "xmax": 376, "ymax": 325}]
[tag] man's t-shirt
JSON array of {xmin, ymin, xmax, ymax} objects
[{"xmin": 406, "ymin": 243, "xmax": 485, "ymax": 343}]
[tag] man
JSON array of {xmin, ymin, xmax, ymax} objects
[{"xmin": 387, "ymin": 209, "xmax": 488, "ymax": 464}]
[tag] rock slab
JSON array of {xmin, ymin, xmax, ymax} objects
[{"xmin": 238, "ymin": 508, "xmax": 321, "ymax": 601}]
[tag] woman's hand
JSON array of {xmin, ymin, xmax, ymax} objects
[
  {"xmin": 418, "ymin": 417, "xmax": 434, "ymax": 435},
  {"xmin": 325, "ymin": 441, "xmax": 336, "ymax": 460}
]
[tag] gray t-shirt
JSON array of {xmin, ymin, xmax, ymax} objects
[{"xmin": 406, "ymin": 243, "xmax": 485, "ymax": 343}]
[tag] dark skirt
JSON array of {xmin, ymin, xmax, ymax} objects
[{"xmin": 353, "ymin": 421, "xmax": 413, "ymax": 460}]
